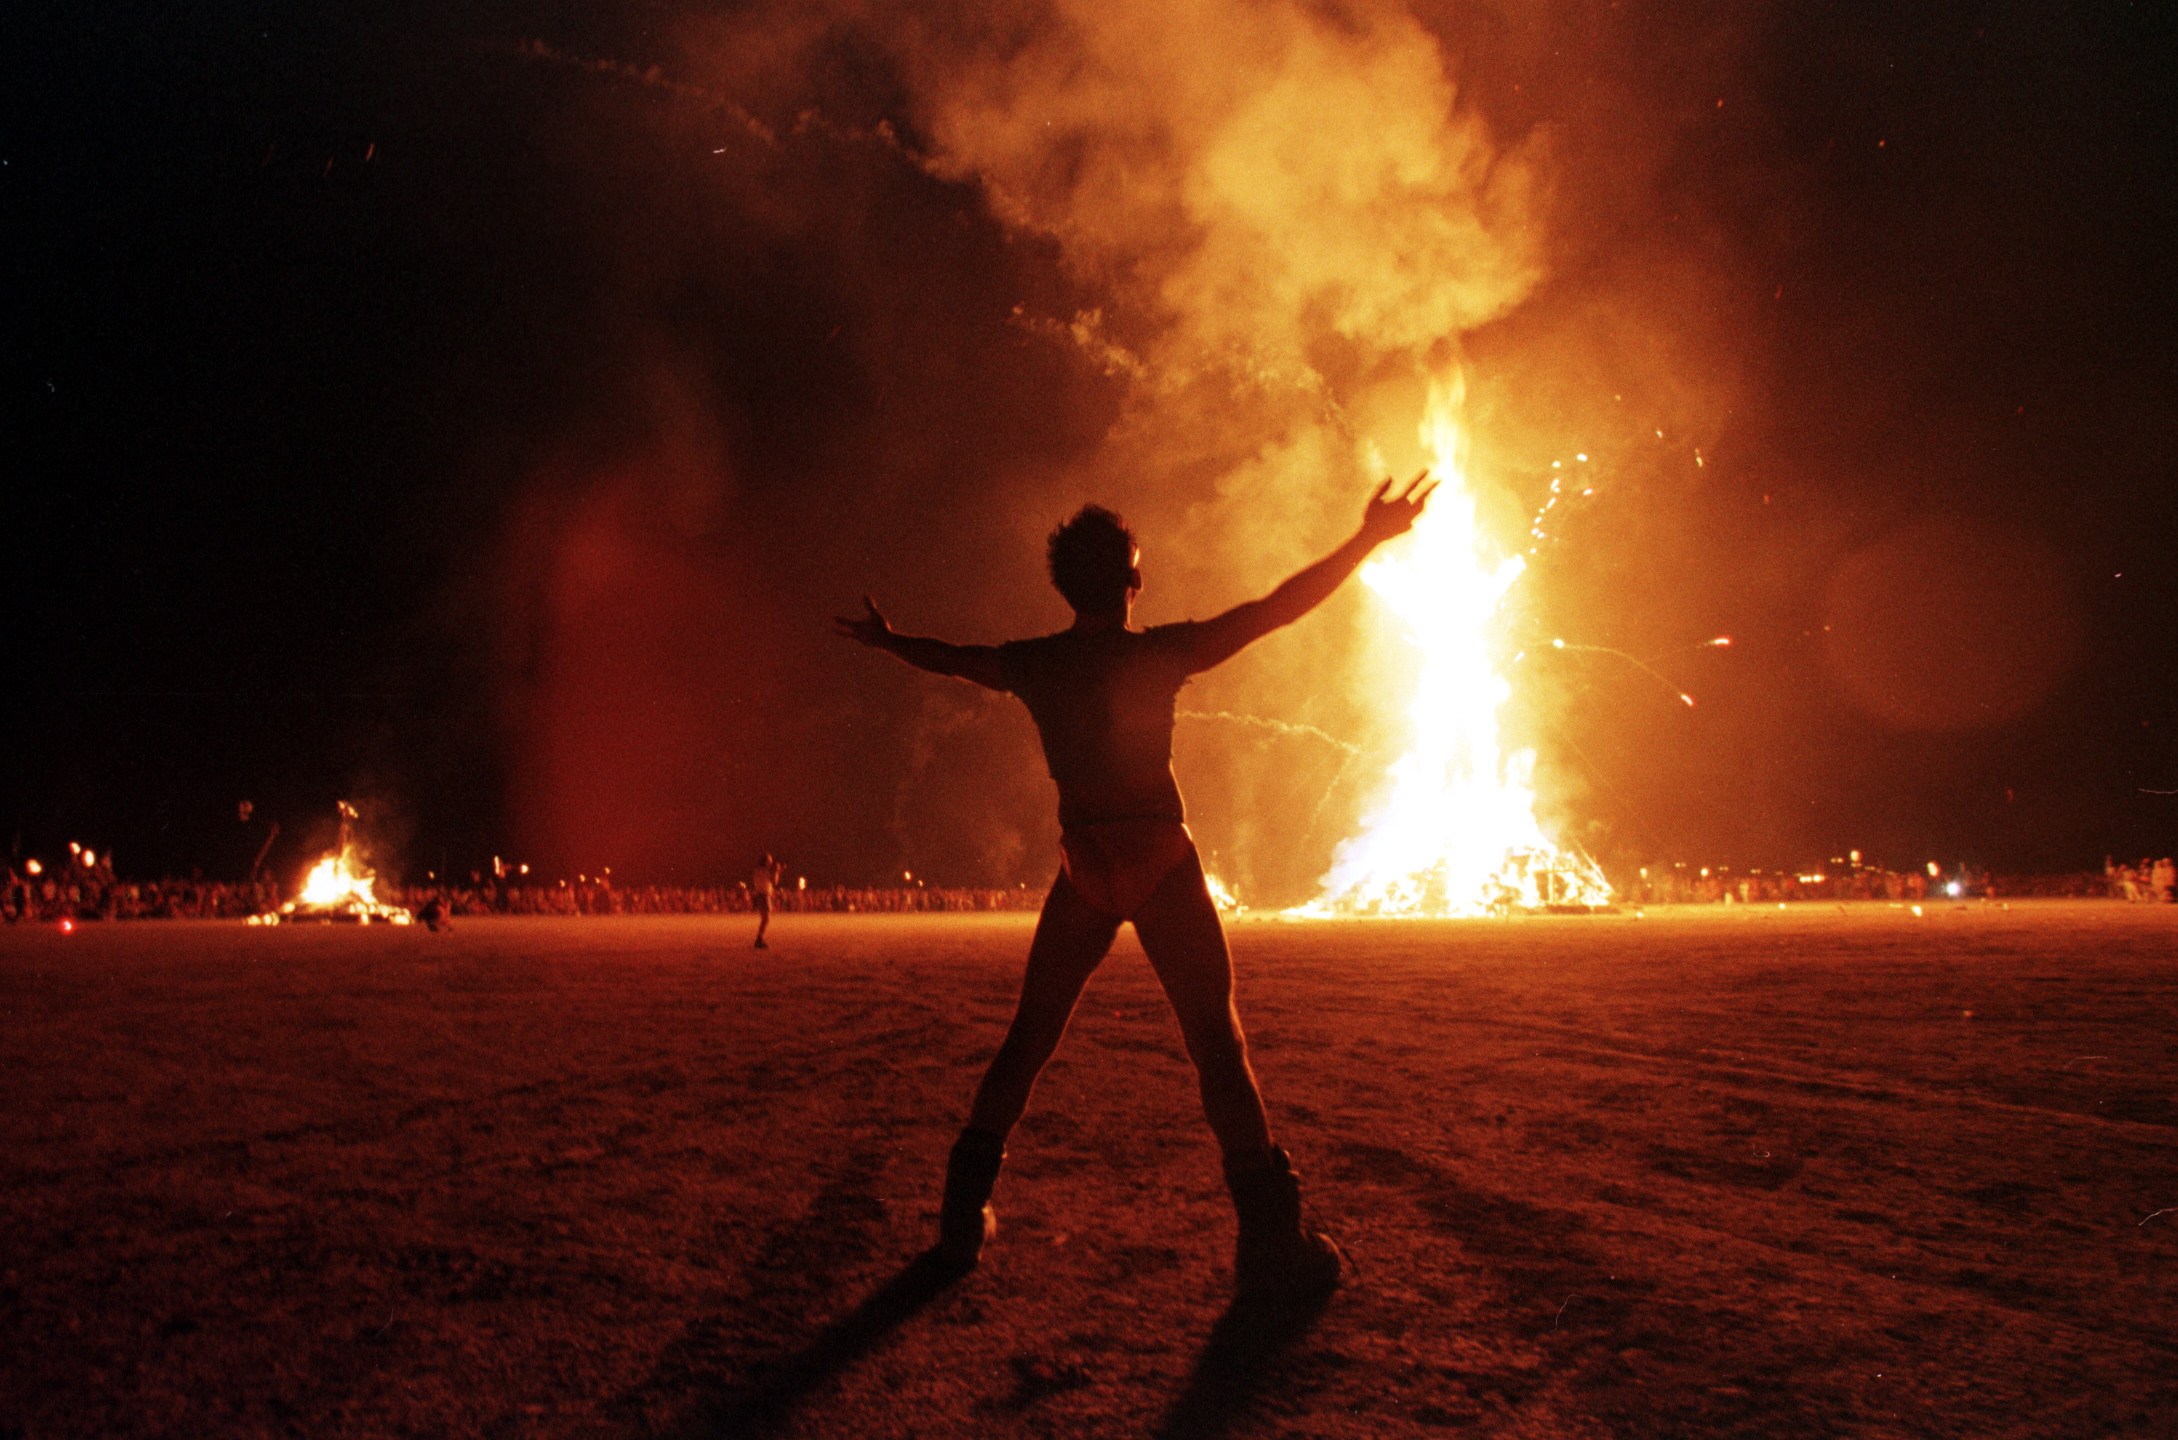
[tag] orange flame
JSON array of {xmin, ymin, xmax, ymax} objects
[
  {"xmin": 297, "ymin": 850, "xmax": 381, "ymax": 908},
  {"xmin": 267, "ymin": 803, "xmax": 414, "ymax": 925},
  {"xmin": 1308, "ymin": 374, "xmax": 1611, "ymax": 915}
]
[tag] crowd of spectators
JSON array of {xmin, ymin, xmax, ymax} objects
[
  {"xmin": 1614, "ymin": 859, "xmax": 2115, "ymax": 905},
  {"xmin": 6, "ymin": 853, "xmax": 2169, "ymax": 923},
  {"xmin": 381, "ymin": 877, "xmax": 1041, "ymax": 918},
  {"xmin": 3, "ymin": 856, "xmax": 279, "ymax": 923},
  {"xmin": 2106, "ymin": 856, "xmax": 2178, "ymax": 903},
  {"xmin": 1626, "ymin": 861, "xmax": 1941, "ymax": 906},
  {"xmin": 2, "ymin": 858, "xmax": 1043, "ymax": 924}
]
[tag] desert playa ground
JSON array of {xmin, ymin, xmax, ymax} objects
[{"xmin": 3, "ymin": 901, "xmax": 2174, "ymax": 1438}]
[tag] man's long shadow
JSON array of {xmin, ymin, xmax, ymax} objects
[
  {"xmin": 1152, "ymin": 1288, "xmax": 1334, "ymax": 1440},
  {"xmin": 682, "ymin": 1251, "xmax": 962, "ymax": 1440},
  {"xmin": 676, "ymin": 1253, "xmax": 1331, "ymax": 1440}
]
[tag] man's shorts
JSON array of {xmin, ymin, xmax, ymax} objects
[{"xmin": 1059, "ymin": 819, "xmax": 1197, "ymax": 920}]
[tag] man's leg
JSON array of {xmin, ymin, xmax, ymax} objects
[
  {"xmin": 938, "ymin": 870, "xmax": 1118, "ymax": 1269},
  {"xmin": 966, "ymin": 870, "xmax": 1121, "ymax": 1135},
  {"xmin": 1133, "ymin": 851, "xmax": 1340, "ymax": 1302},
  {"xmin": 1129, "ymin": 852, "xmax": 1272, "ymax": 1158}
]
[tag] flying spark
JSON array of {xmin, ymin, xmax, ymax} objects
[
  {"xmin": 1178, "ymin": 710, "xmax": 1360, "ymax": 755},
  {"xmin": 1546, "ymin": 635, "xmax": 1730, "ymax": 709}
]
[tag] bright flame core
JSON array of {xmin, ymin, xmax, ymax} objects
[
  {"xmin": 297, "ymin": 851, "xmax": 381, "ymax": 908},
  {"xmin": 1311, "ymin": 376, "xmax": 1611, "ymax": 915}
]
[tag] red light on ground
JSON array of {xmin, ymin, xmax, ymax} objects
[{"xmin": 59, "ymin": 919, "xmax": 75, "ymax": 934}]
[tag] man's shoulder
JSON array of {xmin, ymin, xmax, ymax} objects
[
  {"xmin": 1141, "ymin": 619, "xmax": 1213, "ymax": 668},
  {"xmin": 998, "ymin": 629, "xmax": 1075, "ymax": 652},
  {"xmin": 1007, "ymin": 623, "xmax": 1203, "ymax": 651},
  {"xmin": 996, "ymin": 629, "xmax": 1069, "ymax": 670}
]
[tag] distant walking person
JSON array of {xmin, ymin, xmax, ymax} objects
[
  {"xmin": 751, "ymin": 853, "xmax": 785, "ymax": 949},
  {"xmin": 836, "ymin": 474, "xmax": 1434, "ymax": 1303}
]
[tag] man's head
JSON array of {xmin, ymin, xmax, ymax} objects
[{"xmin": 1046, "ymin": 505, "xmax": 1140, "ymax": 615}]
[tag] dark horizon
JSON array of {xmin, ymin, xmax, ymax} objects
[{"xmin": 9, "ymin": 2, "xmax": 2175, "ymax": 896}]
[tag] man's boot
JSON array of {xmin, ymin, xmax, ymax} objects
[
  {"xmin": 935, "ymin": 1127, "xmax": 1006, "ymax": 1270},
  {"xmin": 1224, "ymin": 1144, "xmax": 1343, "ymax": 1304}
]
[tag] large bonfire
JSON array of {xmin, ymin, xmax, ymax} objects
[{"xmin": 1305, "ymin": 376, "xmax": 1611, "ymax": 916}]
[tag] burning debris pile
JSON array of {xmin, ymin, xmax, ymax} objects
[
  {"xmin": 251, "ymin": 803, "xmax": 412, "ymax": 926},
  {"xmin": 1304, "ymin": 381, "xmax": 1614, "ymax": 916}
]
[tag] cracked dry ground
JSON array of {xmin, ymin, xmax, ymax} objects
[{"xmin": 3, "ymin": 902, "xmax": 2174, "ymax": 1438}]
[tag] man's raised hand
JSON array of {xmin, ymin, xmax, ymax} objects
[
  {"xmin": 1358, "ymin": 470, "xmax": 1437, "ymax": 546},
  {"xmin": 833, "ymin": 595, "xmax": 895, "ymax": 648}
]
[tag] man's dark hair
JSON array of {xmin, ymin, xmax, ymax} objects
[{"xmin": 1047, "ymin": 505, "xmax": 1138, "ymax": 614}]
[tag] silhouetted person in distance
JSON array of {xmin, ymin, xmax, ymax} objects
[
  {"xmin": 835, "ymin": 474, "xmax": 1435, "ymax": 1303},
  {"xmin": 752, "ymin": 852, "xmax": 785, "ymax": 949}
]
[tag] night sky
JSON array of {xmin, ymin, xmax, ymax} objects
[{"xmin": 9, "ymin": 1, "xmax": 2174, "ymax": 896}]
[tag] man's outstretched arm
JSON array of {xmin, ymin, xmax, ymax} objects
[
  {"xmin": 1187, "ymin": 472, "xmax": 1436, "ymax": 671},
  {"xmin": 833, "ymin": 596, "xmax": 1008, "ymax": 691}
]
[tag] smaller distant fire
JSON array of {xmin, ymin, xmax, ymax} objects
[{"xmin": 252, "ymin": 802, "xmax": 412, "ymax": 926}]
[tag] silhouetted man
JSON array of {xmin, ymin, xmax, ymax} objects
[
  {"xmin": 835, "ymin": 475, "xmax": 1433, "ymax": 1302},
  {"xmin": 751, "ymin": 852, "xmax": 784, "ymax": 949}
]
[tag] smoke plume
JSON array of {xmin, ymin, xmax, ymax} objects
[{"xmin": 687, "ymin": 0, "xmax": 1557, "ymax": 900}]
